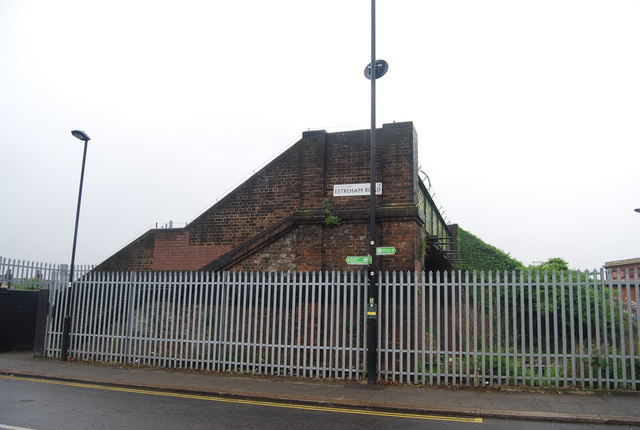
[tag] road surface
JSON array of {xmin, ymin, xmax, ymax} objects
[{"xmin": 0, "ymin": 376, "xmax": 636, "ymax": 430}]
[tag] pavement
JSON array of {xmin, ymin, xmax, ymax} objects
[{"xmin": 1, "ymin": 351, "xmax": 639, "ymax": 426}]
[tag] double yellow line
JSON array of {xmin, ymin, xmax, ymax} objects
[{"xmin": 1, "ymin": 375, "xmax": 482, "ymax": 424}]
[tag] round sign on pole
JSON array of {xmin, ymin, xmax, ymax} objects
[{"xmin": 364, "ymin": 59, "xmax": 389, "ymax": 80}]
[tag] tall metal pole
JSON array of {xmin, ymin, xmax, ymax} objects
[
  {"xmin": 61, "ymin": 131, "xmax": 90, "ymax": 361},
  {"xmin": 366, "ymin": 0, "xmax": 378, "ymax": 385},
  {"xmin": 69, "ymin": 138, "xmax": 88, "ymax": 284}
]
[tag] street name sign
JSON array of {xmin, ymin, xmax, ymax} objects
[
  {"xmin": 345, "ymin": 255, "xmax": 372, "ymax": 265},
  {"xmin": 334, "ymin": 183, "xmax": 382, "ymax": 197},
  {"xmin": 376, "ymin": 247, "xmax": 396, "ymax": 256}
]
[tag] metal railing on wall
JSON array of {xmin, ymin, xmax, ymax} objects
[{"xmin": 417, "ymin": 180, "xmax": 454, "ymax": 256}]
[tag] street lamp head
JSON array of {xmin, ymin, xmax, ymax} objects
[
  {"xmin": 71, "ymin": 130, "xmax": 90, "ymax": 142},
  {"xmin": 635, "ymin": 208, "xmax": 640, "ymax": 213}
]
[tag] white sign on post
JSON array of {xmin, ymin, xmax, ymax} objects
[{"xmin": 333, "ymin": 183, "xmax": 382, "ymax": 197}]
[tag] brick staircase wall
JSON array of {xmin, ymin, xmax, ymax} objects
[{"xmin": 94, "ymin": 122, "xmax": 426, "ymax": 273}]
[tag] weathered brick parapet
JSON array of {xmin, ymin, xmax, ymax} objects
[
  {"xmin": 204, "ymin": 203, "xmax": 424, "ymax": 272},
  {"xmin": 95, "ymin": 122, "xmax": 428, "ymax": 273}
]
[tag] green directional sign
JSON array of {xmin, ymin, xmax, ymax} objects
[
  {"xmin": 345, "ymin": 255, "xmax": 372, "ymax": 265},
  {"xmin": 376, "ymin": 247, "xmax": 396, "ymax": 256}
]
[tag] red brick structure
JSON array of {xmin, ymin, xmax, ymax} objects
[
  {"xmin": 604, "ymin": 258, "xmax": 640, "ymax": 280},
  {"xmin": 94, "ymin": 122, "xmax": 454, "ymax": 273}
]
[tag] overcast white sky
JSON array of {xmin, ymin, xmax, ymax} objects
[{"xmin": 1, "ymin": 0, "xmax": 638, "ymax": 270}]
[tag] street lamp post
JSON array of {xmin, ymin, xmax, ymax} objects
[
  {"xmin": 364, "ymin": 0, "xmax": 388, "ymax": 385},
  {"xmin": 60, "ymin": 129, "xmax": 91, "ymax": 361}
]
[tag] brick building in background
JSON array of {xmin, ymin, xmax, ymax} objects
[
  {"xmin": 94, "ymin": 122, "xmax": 456, "ymax": 273},
  {"xmin": 604, "ymin": 258, "xmax": 640, "ymax": 280}
]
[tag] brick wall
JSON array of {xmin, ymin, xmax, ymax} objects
[
  {"xmin": 0, "ymin": 288, "xmax": 39, "ymax": 352},
  {"xmin": 95, "ymin": 122, "xmax": 426, "ymax": 273},
  {"xmin": 234, "ymin": 225, "xmax": 324, "ymax": 272},
  {"xmin": 604, "ymin": 258, "xmax": 640, "ymax": 280},
  {"xmin": 94, "ymin": 230, "xmax": 156, "ymax": 271},
  {"xmin": 152, "ymin": 230, "xmax": 232, "ymax": 271},
  {"xmin": 187, "ymin": 131, "xmax": 327, "ymax": 248}
]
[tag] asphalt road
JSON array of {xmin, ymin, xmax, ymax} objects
[{"xmin": 0, "ymin": 376, "xmax": 638, "ymax": 430}]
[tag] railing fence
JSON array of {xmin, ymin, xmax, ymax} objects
[
  {"xmin": 46, "ymin": 271, "xmax": 367, "ymax": 380},
  {"xmin": 0, "ymin": 256, "xmax": 92, "ymax": 290},
  {"xmin": 39, "ymin": 266, "xmax": 640, "ymax": 389}
]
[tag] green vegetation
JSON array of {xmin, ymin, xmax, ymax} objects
[
  {"xmin": 531, "ymin": 257, "xmax": 570, "ymax": 273},
  {"xmin": 455, "ymin": 227, "xmax": 524, "ymax": 272},
  {"xmin": 12, "ymin": 277, "xmax": 46, "ymax": 290},
  {"xmin": 455, "ymin": 230, "xmax": 632, "ymax": 357},
  {"xmin": 321, "ymin": 198, "xmax": 341, "ymax": 227},
  {"xmin": 456, "ymin": 229, "xmax": 584, "ymax": 277}
]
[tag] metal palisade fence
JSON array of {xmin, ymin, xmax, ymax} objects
[
  {"xmin": 47, "ymin": 271, "xmax": 367, "ymax": 379},
  {"xmin": 381, "ymin": 270, "xmax": 638, "ymax": 389},
  {"xmin": 0, "ymin": 256, "xmax": 92, "ymax": 290},
  {"xmin": 35, "ymin": 266, "xmax": 640, "ymax": 389}
]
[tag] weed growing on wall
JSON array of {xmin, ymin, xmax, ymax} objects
[{"xmin": 322, "ymin": 198, "xmax": 341, "ymax": 227}]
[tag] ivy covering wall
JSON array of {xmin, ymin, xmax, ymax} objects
[{"xmin": 455, "ymin": 227, "xmax": 524, "ymax": 272}]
